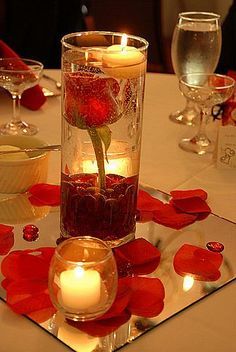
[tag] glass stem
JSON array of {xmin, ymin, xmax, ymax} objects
[
  {"xmin": 185, "ymin": 99, "xmax": 196, "ymax": 111},
  {"xmin": 195, "ymin": 107, "xmax": 211, "ymax": 145},
  {"xmin": 11, "ymin": 93, "xmax": 22, "ymax": 125}
]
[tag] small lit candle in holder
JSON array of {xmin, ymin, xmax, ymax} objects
[
  {"xmin": 60, "ymin": 266, "xmax": 101, "ymax": 310},
  {"xmin": 82, "ymin": 140, "xmax": 132, "ymax": 177},
  {"xmin": 102, "ymin": 33, "xmax": 146, "ymax": 79},
  {"xmin": 48, "ymin": 237, "xmax": 118, "ymax": 321}
]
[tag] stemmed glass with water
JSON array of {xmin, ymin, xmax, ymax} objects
[
  {"xmin": 170, "ymin": 12, "xmax": 222, "ymax": 126},
  {"xmin": 0, "ymin": 58, "xmax": 43, "ymax": 135},
  {"xmin": 179, "ymin": 73, "xmax": 235, "ymax": 155}
]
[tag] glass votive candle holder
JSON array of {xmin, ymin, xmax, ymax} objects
[{"xmin": 48, "ymin": 236, "xmax": 118, "ymax": 321}]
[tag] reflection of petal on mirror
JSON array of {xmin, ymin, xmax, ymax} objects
[{"xmin": 0, "ymin": 193, "xmax": 50, "ymax": 224}]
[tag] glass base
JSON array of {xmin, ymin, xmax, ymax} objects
[
  {"xmin": 179, "ymin": 137, "xmax": 214, "ymax": 155},
  {"xmin": 58, "ymin": 230, "xmax": 135, "ymax": 249},
  {"xmin": 102, "ymin": 231, "xmax": 135, "ymax": 248},
  {"xmin": 169, "ymin": 108, "xmax": 199, "ymax": 126},
  {"xmin": 0, "ymin": 121, "xmax": 38, "ymax": 136}
]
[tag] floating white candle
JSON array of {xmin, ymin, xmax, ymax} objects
[
  {"xmin": 102, "ymin": 34, "xmax": 146, "ymax": 79},
  {"xmin": 60, "ymin": 266, "xmax": 101, "ymax": 311}
]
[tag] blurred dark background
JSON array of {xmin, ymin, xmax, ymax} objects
[{"xmin": 0, "ymin": 0, "xmax": 233, "ymax": 72}]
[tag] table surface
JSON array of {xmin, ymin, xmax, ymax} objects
[{"xmin": 0, "ymin": 71, "xmax": 235, "ymax": 352}]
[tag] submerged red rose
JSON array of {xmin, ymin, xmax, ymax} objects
[{"xmin": 64, "ymin": 72, "xmax": 120, "ymax": 128}]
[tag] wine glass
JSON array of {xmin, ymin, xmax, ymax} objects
[
  {"xmin": 179, "ymin": 73, "xmax": 235, "ymax": 155},
  {"xmin": 169, "ymin": 12, "xmax": 222, "ymax": 126},
  {"xmin": 0, "ymin": 58, "xmax": 43, "ymax": 135}
]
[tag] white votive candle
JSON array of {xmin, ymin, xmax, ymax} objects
[
  {"xmin": 102, "ymin": 34, "xmax": 146, "ymax": 78},
  {"xmin": 60, "ymin": 267, "xmax": 101, "ymax": 310},
  {"xmin": 83, "ymin": 156, "xmax": 132, "ymax": 176}
]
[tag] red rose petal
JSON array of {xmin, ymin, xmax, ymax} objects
[
  {"xmin": 153, "ymin": 204, "xmax": 197, "ymax": 229},
  {"xmin": 113, "ymin": 238, "xmax": 161, "ymax": 276},
  {"xmin": 137, "ymin": 190, "xmax": 166, "ymax": 222},
  {"xmin": 1, "ymin": 278, "xmax": 11, "ymax": 290},
  {"xmin": 0, "ymin": 224, "xmax": 14, "ymax": 235},
  {"xmin": 137, "ymin": 190, "xmax": 163, "ymax": 212},
  {"xmin": 0, "ymin": 225, "xmax": 14, "ymax": 255},
  {"xmin": 1, "ymin": 247, "xmax": 55, "ymax": 281},
  {"xmin": 28, "ymin": 184, "xmax": 60, "ymax": 206},
  {"xmin": 170, "ymin": 189, "xmax": 208, "ymax": 201},
  {"xmin": 8, "ymin": 291, "xmax": 52, "ymax": 315},
  {"xmin": 173, "ymin": 244, "xmax": 223, "ymax": 281},
  {"xmin": 99, "ymin": 278, "xmax": 132, "ymax": 320},
  {"xmin": 27, "ymin": 306, "xmax": 57, "ymax": 324},
  {"xmin": 172, "ymin": 197, "xmax": 211, "ymax": 214},
  {"xmin": 123, "ymin": 277, "xmax": 165, "ymax": 317}
]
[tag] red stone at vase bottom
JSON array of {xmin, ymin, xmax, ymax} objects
[{"xmin": 60, "ymin": 172, "xmax": 138, "ymax": 242}]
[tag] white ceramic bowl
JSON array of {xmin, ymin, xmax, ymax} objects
[{"xmin": 0, "ymin": 136, "xmax": 49, "ymax": 194}]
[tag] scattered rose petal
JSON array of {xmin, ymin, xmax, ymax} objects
[
  {"xmin": 172, "ymin": 197, "xmax": 211, "ymax": 214},
  {"xmin": 113, "ymin": 238, "xmax": 161, "ymax": 276},
  {"xmin": 1, "ymin": 247, "xmax": 55, "ymax": 281},
  {"xmin": 173, "ymin": 244, "xmax": 223, "ymax": 281},
  {"xmin": 0, "ymin": 224, "xmax": 14, "ymax": 255},
  {"xmin": 123, "ymin": 277, "xmax": 165, "ymax": 317},
  {"xmin": 153, "ymin": 204, "xmax": 197, "ymax": 230},
  {"xmin": 170, "ymin": 189, "xmax": 208, "ymax": 201},
  {"xmin": 28, "ymin": 307, "xmax": 57, "ymax": 324}
]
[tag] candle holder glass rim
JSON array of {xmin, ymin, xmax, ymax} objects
[
  {"xmin": 179, "ymin": 11, "xmax": 221, "ymax": 22},
  {"xmin": 0, "ymin": 57, "xmax": 44, "ymax": 73},
  {"xmin": 61, "ymin": 30, "xmax": 149, "ymax": 53},
  {"xmin": 179, "ymin": 73, "xmax": 235, "ymax": 91},
  {"xmin": 55, "ymin": 236, "xmax": 115, "ymax": 265}
]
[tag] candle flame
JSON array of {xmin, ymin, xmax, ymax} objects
[
  {"xmin": 74, "ymin": 266, "xmax": 84, "ymax": 278},
  {"xmin": 121, "ymin": 33, "xmax": 128, "ymax": 49}
]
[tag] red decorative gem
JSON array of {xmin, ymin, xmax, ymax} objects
[
  {"xmin": 23, "ymin": 224, "xmax": 39, "ymax": 242},
  {"xmin": 206, "ymin": 241, "xmax": 224, "ymax": 253}
]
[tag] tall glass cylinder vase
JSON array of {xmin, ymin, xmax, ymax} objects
[{"xmin": 60, "ymin": 31, "xmax": 148, "ymax": 247}]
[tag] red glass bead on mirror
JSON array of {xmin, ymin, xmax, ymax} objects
[
  {"xmin": 23, "ymin": 224, "xmax": 39, "ymax": 242},
  {"xmin": 206, "ymin": 241, "xmax": 224, "ymax": 253}
]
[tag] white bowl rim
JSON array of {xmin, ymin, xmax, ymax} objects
[{"xmin": 0, "ymin": 136, "xmax": 49, "ymax": 164}]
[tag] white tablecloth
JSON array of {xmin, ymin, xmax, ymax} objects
[{"xmin": 0, "ymin": 71, "xmax": 235, "ymax": 352}]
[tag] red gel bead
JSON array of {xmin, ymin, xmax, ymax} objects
[
  {"xmin": 23, "ymin": 224, "xmax": 39, "ymax": 242},
  {"xmin": 206, "ymin": 241, "xmax": 224, "ymax": 253}
]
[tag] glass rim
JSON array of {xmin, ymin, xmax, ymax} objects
[
  {"xmin": 54, "ymin": 236, "xmax": 114, "ymax": 266},
  {"xmin": 0, "ymin": 57, "xmax": 44, "ymax": 72},
  {"xmin": 61, "ymin": 30, "xmax": 149, "ymax": 52},
  {"xmin": 179, "ymin": 73, "xmax": 235, "ymax": 89},
  {"xmin": 179, "ymin": 11, "xmax": 220, "ymax": 21}
]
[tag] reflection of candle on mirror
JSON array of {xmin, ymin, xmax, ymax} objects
[
  {"xmin": 58, "ymin": 322, "xmax": 99, "ymax": 352},
  {"xmin": 183, "ymin": 275, "xmax": 194, "ymax": 292},
  {"xmin": 60, "ymin": 267, "xmax": 101, "ymax": 310},
  {"xmin": 102, "ymin": 33, "xmax": 146, "ymax": 78}
]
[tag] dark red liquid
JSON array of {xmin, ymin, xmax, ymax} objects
[{"xmin": 60, "ymin": 173, "xmax": 138, "ymax": 241}]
